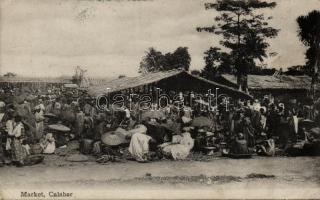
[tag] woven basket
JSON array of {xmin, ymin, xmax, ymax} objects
[{"xmin": 31, "ymin": 144, "xmax": 43, "ymax": 155}]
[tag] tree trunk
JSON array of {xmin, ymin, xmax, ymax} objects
[
  {"xmin": 311, "ymin": 38, "xmax": 320, "ymax": 101},
  {"xmin": 236, "ymin": 73, "xmax": 248, "ymax": 93}
]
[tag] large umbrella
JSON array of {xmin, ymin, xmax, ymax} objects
[
  {"xmin": 310, "ymin": 127, "xmax": 320, "ymax": 138},
  {"xmin": 299, "ymin": 119, "xmax": 316, "ymax": 129},
  {"xmin": 48, "ymin": 124, "xmax": 71, "ymax": 132},
  {"xmin": 141, "ymin": 110, "xmax": 166, "ymax": 120},
  {"xmin": 101, "ymin": 131, "xmax": 128, "ymax": 146},
  {"xmin": 44, "ymin": 113, "xmax": 57, "ymax": 118},
  {"xmin": 191, "ymin": 116, "xmax": 212, "ymax": 128}
]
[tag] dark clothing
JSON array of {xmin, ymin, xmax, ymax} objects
[
  {"xmin": 278, "ymin": 115, "xmax": 290, "ymax": 147},
  {"xmin": 93, "ymin": 121, "xmax": 105, "ymax": 141},
  {"xmin": 242, "ymin": 117, "xmax": 255, "ymax": 147},
  {"xmin": 0, "ymin": 132, "xmax": 5, "ymax": 164},
  {"xmin": 82, "ymin": 116, "xmax": 94, "ymax": 139},
  {"xmin": 11, "ymin": 138, "xmax": 27, "ymax": 164},
  {"xmin": 267, "ymin": 110, "xmax": 279, "ymax": 137},
  {"xmin": 145, "ymin": 123, "xmax": 171, "ymax": 145},
  {"xmin": 231, "ymin": 139, "xmax": 249, "ymax": 154}
]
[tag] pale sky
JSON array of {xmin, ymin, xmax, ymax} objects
[{"xmin": 0, "ymin": 0, "xmax": 319, "ymax": 77}]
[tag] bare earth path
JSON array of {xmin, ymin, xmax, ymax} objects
[{"xmin": 0, "ymin": 156, "xmax": 319, "ymax": 199}]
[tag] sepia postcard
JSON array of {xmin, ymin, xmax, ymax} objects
[{"xmin": 0, "ymin": 0, "xmax": 320, "ymax": 199}]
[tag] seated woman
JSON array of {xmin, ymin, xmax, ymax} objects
[
  {"xmin": 160, "ymin": 127, "xmax": 194, "ymax": 160},
  {"xmin": 40, "ymin": 133, "xmax": 56, "ymax": 154}
]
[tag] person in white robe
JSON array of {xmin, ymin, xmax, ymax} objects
[
  {"xmin": 128, "ymin": 125, "xmax": 152, "ymax": 162},
  {"xmin": 160, "ymin": 127, "xmax": 194, "ymax": 160}
]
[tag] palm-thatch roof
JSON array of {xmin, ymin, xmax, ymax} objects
[
  {"xmin": 64, "ymin": 83, "xmax": 79, "ymax": 88},
  {"xmin": 218, "ymin": 74, "xmax": 318, "ymax": 91},
  {"xmin": 0, "ymin": 77, "xmax": 71, "ymax": 83},
  {"xmin": 88, "ymin": 70, "xmax": 252, "ymax": 99}
]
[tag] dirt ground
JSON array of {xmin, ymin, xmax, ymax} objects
[{"xmin": 0, "ymin": 155, "xmax": 320, "ymax": 199}]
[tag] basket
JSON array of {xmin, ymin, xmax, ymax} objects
[
  {"xmin": 80, "ymin": 139, "xmax": 94, "ymax": 155},
  {"xmin": 30, "ymin": 144, "xmax": 43, "ymax": 155}
]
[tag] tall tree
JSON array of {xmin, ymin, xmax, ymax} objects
[
  {"xmin": 297, "ymin": 10, "xmax": 320, "ymax": 100},
  {"xmin": 201, "ymin": 47, "xmax": 222, "ymax": 80},
  {"xmin": 200, "ymin": 47, "xmax": 234, "ymax": 81},
  {"xmin": 197, "ymin": 0, "xmax": 278, "ymax": 92},
  {"xmin": 138, "ymin": 48, "xmax": 165, "ymax": 74},
  {"xmin": 139, "ymin": 47, "xmax": 191, "ymax": 73},
  {"xmin": 170, "ymin": 47, "xmax": 191, "ymax": 71}
]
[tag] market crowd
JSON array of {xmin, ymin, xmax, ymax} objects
[{"xmin": 0, "ymin": 85, "xmax": 320, "ymax": 167}]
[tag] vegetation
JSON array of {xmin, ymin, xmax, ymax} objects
[
  {"xmin": 197, "ymin": 0, "xmax": 279, "ymax": 91},
  {"xmin": 297, "ymin": 10, "xmax": 320, "ymax": 99},
  {"xmin": 3, "ymin": 72, "xmax": 17, "ymax": 78},
  {"xmin": 138, "ymin": 47, "xmax": 191, "ymax": 74}
]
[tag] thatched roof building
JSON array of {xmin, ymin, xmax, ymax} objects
[
  {"xmin": 213, "ymin": 74, "xmax": 319, "ymax": 99},
  {"xmin": 0, "ymin": 77, "xmax": 71, "ymax": 88},
  {"xmin": 215, "ymin": 74, "xmax": 316, "ymax": 90},
  {"xmin": 88, "ymin": 70, "xmax": 252, "ymax": 99}
]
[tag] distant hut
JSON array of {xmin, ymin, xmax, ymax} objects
[
  {"xmin": 213, "ymin": 74, "xmax": 320, "ymax": 101},
  {"xmin": 0, "ymin": 76, "xmax": 71, "ymax": 90}
]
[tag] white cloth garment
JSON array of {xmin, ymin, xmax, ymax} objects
[
  {"xmin": 162, "ymin": 132, "xmax": 194, "ymax": 160},
  {"xmin": 40, "ymin": 104, "xmax": 45, "ymax": 111},
  {"xmin": 43, "ymin": 142, "xmax": 56, "ymax": 154},
  {"xmin": 0, "ymin": 101, "xmax": 5, "ymax": 108},
  {"xmin": 0, "ymin": 113, "xmax": 5, "ymax": 122},
  {"xmin": 124, "ymin": 108, "xmax": 131, "ymax": 118},
  {"xmin": 6, "ymin": 120, "xmax": 23, "ymax": 138},
  {"xmin": 260, "ymin": 115, "xmax": 267, "ymax": 129},
  {"xmin": 129, "ymin": 132, "xmax": 152, "ymax": 162},
  {"xmin": 6, "ymin": 120, "xmax": 24, "ymax": 150},
  {"xmin": 293, "ymin": 115, "xmax": 298, "ymax": 134},
  {"xmin": 41, "ymin": 133, "xmax": 56, "ymax": 154},
  {"xmin": 22, "ymin": 144, "xmax": 31, "ymax": 155}
]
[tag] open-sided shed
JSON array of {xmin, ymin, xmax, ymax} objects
[{"xmin": 88, "ymin": 70, "xmax": 252, "ymax": 99}]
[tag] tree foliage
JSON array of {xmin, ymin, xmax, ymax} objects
[
  {"xmin": 190, "ymin": 70, "xmax": 201, "ymax": 76},
  {"xmin": 138, "ymin": 48, "xmax": 164, "ymax": 74},
  {"xmin": 3, "ymin": 72, "xmax": 17, "ymax": 78},
  {"xmin": 297, "ymin": 10, "xmax": 320, "ymax": 74},
  {"xmin": 197, "ymin": 0, "xmax": 279, "ymax": 90},
  {"xmin": 284, "ymin": 65, "xmax": 309, "ymax": 76},
  {"xmin": 297, "ymin": 10, "xmax": 320, "ymax": 99},
  {"xmin": 139, "ymin": 47, "xmax": 191, "ymax": 73},
  {"xmin": 200, "ymin": 47, "xmax": 233, "ymax": 80}
]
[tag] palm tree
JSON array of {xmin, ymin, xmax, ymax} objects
[{"xmin": 297, "ymin": 10, "xmax": 320, "ymax": 100}]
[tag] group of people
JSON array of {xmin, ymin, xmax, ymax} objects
[{"xmin": 0, "ymin": 86, "xmax": 320, "ymax": 166}]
